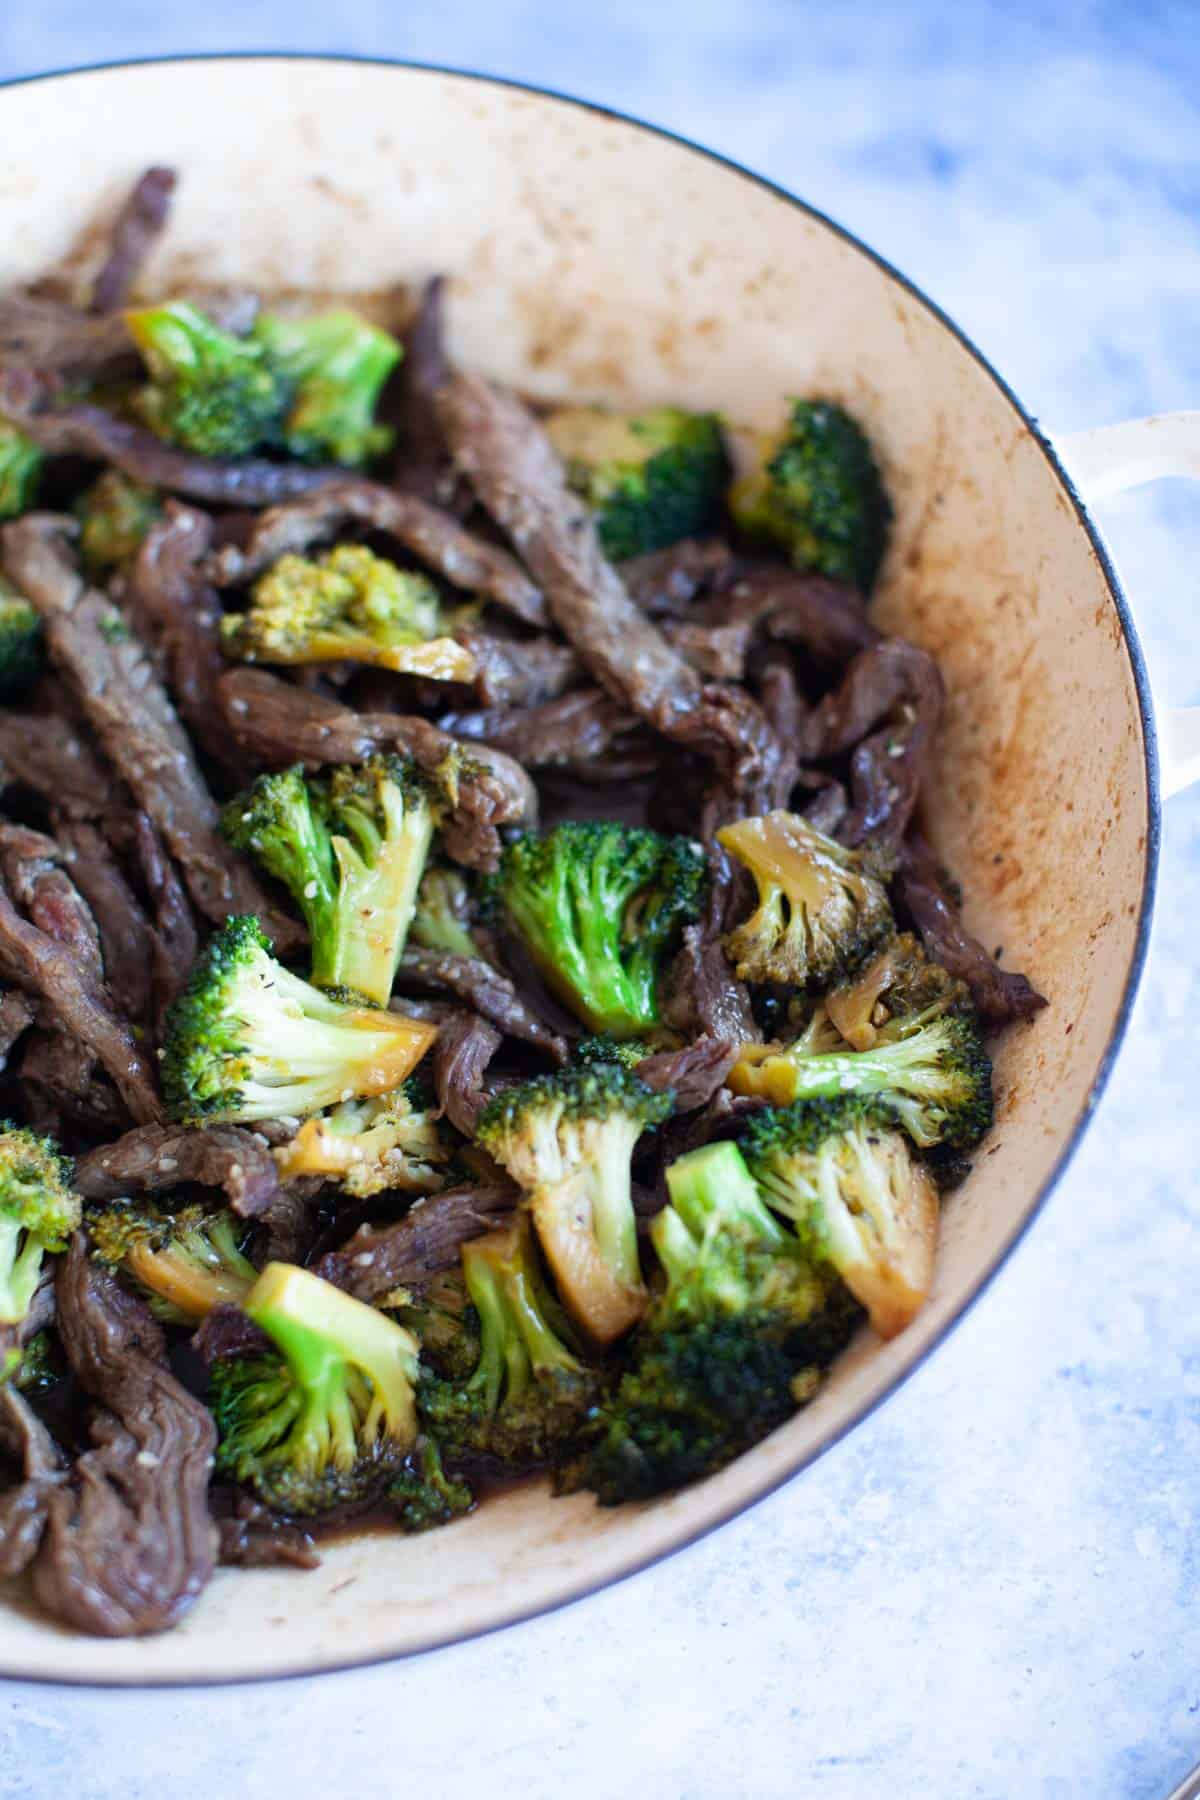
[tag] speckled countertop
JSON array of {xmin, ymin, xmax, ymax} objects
[{"xmin": 1, "ymin": 6, "xmax": 1199, "ymax": 1797}]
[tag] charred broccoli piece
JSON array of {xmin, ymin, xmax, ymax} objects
[
  {"xmin": 410, "ymin": 864, "xmax": 479, "ymax": 961},
  {"xmin": 418, "ymin": 1216, "xmax": 598, "ymax": 1472},
  {"xmin": 221, "ymin": 756, "xmax": 437, "ymax": 1006},
  {"xmin": 492, "ymin": 822, "xmax": 705, "ymax": 1039},
  {"xmin": 571, "ymin": 1035, "xmax": 645, "ymax": 1072},
  {"xmin": 0, "ymin": 420, "xmax": 43, "ymax": 519},
  {"xmin": 211, "ymin": 1261, "xmax": 420, "ymax": 1516},
  {"xmin": 272, "ymin": 1078, "xmax": 455, "ymax": 1198},
  {"xmin": 253, "ymin": 309, "xmax": 402, "ymax": 466},
  {"xmin": 89, "ymin": 1199, "xmax": 257, "ymax": 1323},
  {"xmin": 389, "ymin": 1433, "xmax": 475, "ymax": 1532},
  {"xmin": 0, "ymin": 1123, "xmax": 79, "ymax": 1327},
  {"xmin": 75, "ymin": 470, "xmax": 162, "ymax": 573},
  {"xmin": 477, "ymin": 1065, "xmax": 672, "ymax": 1344},
  {"xmin": 126, "ymin": 300, "xmax": 291, "ymax": 457},
  {"xmin": 741, "ymin": 1096, "xmax": 939, "ymax": 1339},
  {"xmin": 822, "ymin": 931, "xmax": 973, "ymax": 1051},
  {"xmin": 160, "ymin": 915, "xmax": 436, "ymax": 1126},
  {"xmin": 728, "ymin": 399, "xmax": 892, "ymax": 591},
  {"xmin": 717, "ymin": 810, "xmax": 894, "ymax": 992},
  {"xmin": 10, "ymin": 1329, "xmax": 62, "ymax": 1396},
  {"xmin": 0, "ymin": 585, "xmax": 44, "ymax": 700},
  {"xmin": 544, "ymin": 404, "xmax": 727, "ymax": 560},
  {"xmin": 221, "ymin": 544, "xmax": 475, "ymax": 681},
  {"xmin": 571, "ymin": 1139, "xmax": 856, "ymax": 1504}
]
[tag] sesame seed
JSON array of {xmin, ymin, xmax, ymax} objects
[{"xmin": 303, "ymin": 881, "xmax": 318, "ymax": 899}]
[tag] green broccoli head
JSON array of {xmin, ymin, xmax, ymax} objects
[
  {"xmin": 477, "ymin": 1065, "xmax": 672, "ymax": 1345},
  {"xmin": 220, "ymin": 544, "xmax": 475, "ymax": 681},
  {"xmin": 222, "ymin": 755, "xmax": 438, "ymax": 1006},
  {"xmin": 75, "ymin": 470, "xmax": 162, "ymax": 574},
  {"xmin": 252, "ymin": 309, "xmax": 402, "ymax": 467},
  {"xmin": 741, "ymin": 1095, "xmax": 939, "ymax": 1340},
  {"xmin": 0, "ymin": 420, "xmax": 43, "ymax": 520},
  {"xmin": 717, "ymin": 810, "xmax": 894, "ymax": 992},
  {"xmin": 273, "ymin": 1082, "xmax": 455, "ymax": 1198},
  {"xmin": 126, "ymin": 300, "xmax": 292, "ymax": 458},
  {"xmin": 729, "ymin": 399, "xmax": 892, "ymax": 591},
  {"xmin": 211, "ymin": 1261, "xmax": 420, "ymax": 1516},
  {"xmin": 388, "ymin": 1267, "xmax": 482, "ymax": 1385},
  {"xmin": 822, "ymin": 931, "xmax": 974, "ymax": 1051},
  {"xmin": 409, "ymin": 863, "xmax": 479, "ymax": 961},
  {"xmin": 571, "ymin": 1035, "xmax": 645, "ymax": 1072},
  {"xmin": 160, "ymin": 914, "xmax": 437, "ymax": 1126},
  {"xmin": 388, "ymin": 1434, "xmax": 475, "ymax": 1532},
  {"xmin": 88, "ymin": 1199, "xmax": 258, "ymax": 1323},
  {"xmin": 0, "ymin": 1122, "xmax": 79, "ymax": 1326},
  {"xmin": 0, "ymin": 584, "xmax": 45, "ymax": 701},
  {"xmin": 418, "ymin": 1215, "xmax": 598, "ymax": 1473},
  {"xmin": 492, "ymin": 822, "xmax": 706, "ymax": 1039},
  {"xmin": 544, "ymin": 404, "xmax": 728, "ymax": 560}
]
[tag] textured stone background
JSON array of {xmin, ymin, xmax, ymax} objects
[{"xmin": 1, "ymin": 6, "xmax": 1198, "ymax": 1796}]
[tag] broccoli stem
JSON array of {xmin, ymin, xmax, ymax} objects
[{"xmin": 0, "ymin": 1214, "xmax": 43, "ymax": 1324}]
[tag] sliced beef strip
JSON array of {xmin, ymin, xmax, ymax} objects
[
  {"xmin": 75, "ymin": 1123, "xmax": 280, "ymax": 1218},
  {"xmin": 20, "ymin": 1030, "xmax": 128, "ymax": 1134},
  {"xmin": 206, "ymin": 477, "xmax": 546, "ymax": 626},
  {"xmin": 0, "ymin": 987, "xmax": 33, "ymax": 1069},
  {"xmin": 134, "ymin": 813, "xmax": 200, "ymax": 1023},
  {"xmin": 661, "ymin": 781, "xmax": 761, "ymax": 1046},
  {"xmin": 0, "ymin": 870, "xmax": 162, "ymax": 1124},
  {"xmin": 635, "ymin": 1037, "xmax": 737, "ymax": 1112},
  {"xmin": 55, "ymin": 820, "xmax": 155, "ymax": 1026},
  {"xmin": 435, "ymin": 370, "xmax": 776, "ymax": 787},
  {"xmin": 127, "ymin": 502, "xmax": 246, "ymax": 777},
  {"xmin": 33, "ymin": 1242, "xmax": 217, "ymax": 1638},
  {"xmin": 618, "ymin": 537, "xmax": 739, "ymax": 618},
  {"xmin": 191, "ymin": 1302, "xmax": 272, "ymax": 1367},
  {"xmin": 0, "ymin": 823, "xmax": 105, "ymax": 984},
  {"xmin": 313, "ymin": 1182, "xmax": 516, "ymax": 1303},
  {"xmin": 1, "ymin": 515, "xmax": 302, "ymax": 948},
  {"xmin": 397, "ymin": 948, "xmax": 566, "ymax": 1061},
  {"xmin": 897, "ymin": 832, "xmax": 1047, "ymax": 1024},
  {"xmin": 217, "ymin": 666, "xmax": 536, "ymax": 871},
  {"xmin": 0, "ymin": 1383, "xmax": 67, "ymax": 1580},
  {"xmin": 90, "ymin": 166, "xmax": 177, "ymax": 314},
  {"xmin": 217, "ymin": 1501, "xmax": 319, "ymax": 1571},
  {"xmin": 383, "ymin": 275, "xmax": 469, "ymax": 513},
  {"xmin": 0, "ymin": 705, "xmax": 127, "ymax": 828},
  {"xmin": 453, "ymin": 627, "xmax": 580, "ymax": 709},
  {"xmin": 0, "ymin": 293, "xmax": 134, "ymax": 378},
  {"xmin": 431, "ymin": 1010, "xmax": 504, "ymax": 1138},
  {"xmin": 439, "ymin": 686, "xmax": 656, "ymax": 775}
]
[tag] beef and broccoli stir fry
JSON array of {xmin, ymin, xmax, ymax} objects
[{"xmin": 0, "ymin": 167, "xmax": 1045, "ymax": 1638}]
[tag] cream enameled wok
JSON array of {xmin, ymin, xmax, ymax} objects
[{"xmin": 0, "ymin": 55, "xmax": 1194, "ymax": 1686}]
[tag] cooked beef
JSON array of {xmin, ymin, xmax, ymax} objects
[
  {"xmin": 206, "ymin": 477, "xmax": 546, "ymax": 624},
  {"xmin": 0, "ymin": 294, "xmax": 134, "ymax": 378},
  {"xmin": 56, "ymin": 820, "xmax": 155, "ymax": 1025},
  {"xmin": 635, "ymin": 1036, "xmax": 738, "ymax": 1112},
  {"xmin": 263, "ymin": 1182, "xmax": 326, "ymax": 1266},
  {"xmin": 454, "ymin": 627, "xmax": 580, "ymax": 709},
  {"xmin": 91, "ymin": 166, "xmax": 177, "ymax": 314},
  {"xmin": 217, "ymin": 666, "xmax": 537, "ymax": 870},
  {"xmin": 385, "ymin": 275, "xmax": 468, "ymax": 512},
  {"xmin": 0, "ymin": 870, "xmax": 162, "ymax": 1123},
  {"xmin": 0, "ymin": 823, "xmax": 105, "ymax": 983},
  {"xmin": 134, "ymin": 813, "xmax": 200, "ymax": 1022},
  {"xmin": 619, "ymin": 537, "xmax": 739, "ymax": 617},
  {"xmin": 2, "ymin": 515, "xmax": 302, "ymax": 946},
  {"xmin": 314, "ymin": 1183, "xmax": 516, "ymax": 1302},
  {"xmin": 127, "ymin": 502, "xmax": 246, "ymax": 776},
  {"xmin": 397, "ymin": 947, "xmax": 566, "ymax": 1061},
  {"xmin": 217, "ymin": 1500, "xmax": 319, "ymax": 1571},
  {"xmin": 435, "ymin": 371, "xmax": 775, "ymax": 786},
  {"xmin": 898, "ymin": 832, "xmax": 1048, "ymax": 1024},
  {"xmin": 440, "ymin": 687, "xmax": 655, "ymax": 774},
  {"xmin": 0, "ymin": 1383, "xmax": 66, "ymax": 1579},
  {"xmin": 32, "ymin": 1241, "xmax": 216, "ymax": 1637},
  {"xmin": 20, "ymin": 1030, "xmax": 128, "ymax": 1134},
  {"xmin": 0, "ymin": 705, "xmax": 126, "ymax": 827},
  {"xmin": 432, "ymin": 1010, "xmax": 504, "ymax": 1137},
  {"xmin": 191, "ymin": 1303, "xmax": 272, "ymax": 1368},
  {"xmin": 0, "ymin": 987, "xmax": 33, "ymax": 1069},
  {"xmin": 75, "ymin": 1122, "xmax": 280, "ymax": 1217}
]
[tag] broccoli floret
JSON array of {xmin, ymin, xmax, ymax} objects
[
  {"xmin": 10, "ymin": 1329, "xmax": 63, "ymax": 1396},
  {"xmin": 88, "ymin": 1199, "xmax": 258, "ymax": 1323},
  {"xmin": 253, "ymin": 309, "xmax": 402, "ymax": 467},
  {"xmin": 273, "ymin": 1083, "xmax": 454, "ymax": 1198},
  {"xmin": 569, "ymin": 1140, "xmax": 855, "ymax": 1504},
  {"xmin": 211, "ymin": 1261, "xmax": 419, "ymax": 1516},
  {"xmin": 544, "ymin": 405, "xmax": 728, "ymax": 560},
  {"xmin": 741, "ymin": 1096, "xmax": 939, "ymax": 1339},
  {"xmin": 409, "ymin": 864, "xmax": 479, "ymax": 961},
  {"xmin": 418, "ymin": 1216, "xmax": 598, "ymax": 1472},
  {"xmin": 75, "ymin": 470, "xmax": 162, "ymax": 573},
  {"xmin": 0, "ymin": 1123, "xmax": 79, "ymax": 1327},
  {"xmin": 389, "ymin": 1434, "xmax": 475, "ymax": 1532},
  {"xmin": 0, "ymin": 585, "xmax": 44, "ymax": 700},
  {"xmin": 0, "ymin": 420, "xmax": 43, "ymax": 520},
  {"xmin": 221, "ymin": 544, "xmax": 475, "ymax": 681},
  {"xmin": 572, "ymin": 1035, "xmax": 645, "ymax": 1072},
  {"xmin": 126, "ymin": 300, "xmax": 292, "ymax": 458},
  {"xmin": 728, "ymin": 399, "xmax": 892, "ymax": 591},
  {"xmin": 717, "ymin": 810, "xmax": 894, "ymax": 992},
  {"xmin": 822, "ymin": 931, "xmax": 974, "ymax": 1051},
  {"xmin": 728, "ymin": 1005, "xmax": 992, "ymax": 1151},
  {"xmin": 477, "ymin": 1065, "xmax": 671, "ymax": 1344},
  {"xmin": 160, "ymin": 915, "xmax": 437, "ymax": 1126},
  {"xmin": 388, "ymin": 1267, "xmax": 481, "ymax": 1384},
  {"xmin": 492, "ymin": 823, "xmax": 705, "ymax": 1039},
  {"xmin": 222, "ymin": 756, "xmax": 437, "ymax": 1006}
]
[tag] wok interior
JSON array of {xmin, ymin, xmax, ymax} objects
[{"xmin": 0, "ymin": 58, "xmax": 1149, "ymax": 1682}]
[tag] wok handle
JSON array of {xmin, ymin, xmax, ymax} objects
[{"xmin": 1058, "ymin": 411, "xmax": 1200, "ymax": 799}]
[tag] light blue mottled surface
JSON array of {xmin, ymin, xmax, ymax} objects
[{"xmin": 1, "ymin": 6, "xmax": 1199, "ymax": 1797}]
